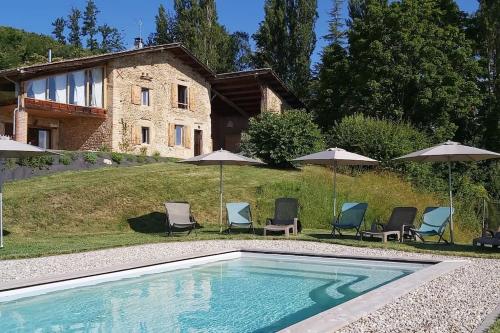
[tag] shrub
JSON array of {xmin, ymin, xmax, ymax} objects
[
  {"xmin": 59, "ymin": 154, "xmax": 72, "ymax": 166},
  {"xmin": 241, "ymin": 110, "xmax": 325, "ymax": 167},
  {"xmin": 18, "ymin": 156, "xmax": 54, "ymax": 169},
  {"xmin": 139, "ymin": 146, "xmax": 148, "ymax": 156},
  {"xmin": 152, "ymin": 151, "xmax": 161, "ymax": 162},
  {"xmin": 111, "ymin": 152, "xmax": 123, "ymax": 164},
  {"xmin": 83, "ymin": 152, "xmax": 98, "ymax": 164},
  {"xmin": 136, "ymin": 155, "xmax": 146, "ymax": 164}
]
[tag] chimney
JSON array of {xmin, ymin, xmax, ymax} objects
[
  {"xmin": 48, "ymin": 49, "xmax": 52, "ymax": 63},
  {"xmin": 134, "ymin": 37, "xmax": 143, "ymax": 49}
]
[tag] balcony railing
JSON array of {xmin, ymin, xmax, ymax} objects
[{"xmin": 24, "ymin": 98, "xmax": 107, "ymax": 119}]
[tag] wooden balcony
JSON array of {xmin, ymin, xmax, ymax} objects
[{"xmin": 24, "ymin": 98, "xmax": 107, "ymax": 119}]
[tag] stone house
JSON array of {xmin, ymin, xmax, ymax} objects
[{"xmin": 0, "ymin": 43, "xmax": 302, "ymax": 158}]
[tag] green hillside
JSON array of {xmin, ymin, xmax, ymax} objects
[
  {"xmin": 0, "ymin": 161, "xmax": 491, "ymax": 260},
  {"xmin": 0, "ymin": 26, "xmax": 91, "ymax": 70}
]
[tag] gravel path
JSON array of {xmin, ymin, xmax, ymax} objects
[{"xmin": 1, "ymin": 240, "xmax": 499, "ymax": 332}]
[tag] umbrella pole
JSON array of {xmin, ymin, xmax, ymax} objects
[
  {"xmin": 333, "ymin": 161, "xmax": 337, "ymax": 218},
  {"xmin": 219, "ymin": 163, "xmax": 223, "ymax": 233},
  {"xmin": 448, "ymin": 160, "xmax": 454, "ymax": 244}
]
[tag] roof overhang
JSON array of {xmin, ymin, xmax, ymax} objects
[{"xmin": 210, "ymin": 69, "xmax": 304, "ymax": 115}]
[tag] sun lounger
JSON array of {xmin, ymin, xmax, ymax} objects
[
  {"xmin": 361, "ymin": 207, "xmax": 417, "ymax": 242},
  {"xmin": 164, "ymin": 201, "xmax": 197, "ymax": 236},
  {"xmin": 264, "ymin": 198, "xmax": 299, "ymax": 237},
  {"xmin": 331, "ymin": 202, "xmax": 368, "ymax": 238},
  {"xmin": 411, "ymin": 207, "xmax": 452, "ymax": 244},
  {"xmin": 226, "ymin": 202, "xmax": 255, "ymax": 233}
]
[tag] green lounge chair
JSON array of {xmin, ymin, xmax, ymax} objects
[
  {"xmin": 411, "ymin": 207, "xmax": 453, "ymax": 244},
  {"xmin": 164, "ymin": 201, "xmax": 197, "ymax": 236},
  {"xmin": 361, "ymin": 207, "xmax": 418, "ymax": 242},
  {"xmin": 226, "ymin": 202, "xmax": 255, "ymax": 234},
  {"xmin": 331, "ymin": 202, "xmax": 368, "ymax": 238},
  {"xmin": 264, "ymin": 197, "xmax": 300, "ymax": 237}
]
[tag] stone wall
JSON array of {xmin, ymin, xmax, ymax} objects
[
  {"xmin": 58, "ymin": 117, "xmax": 110, "ymax": 150},
  {"xmin": 108, "ymin": 52, "xmax": 212, "ymax": 158},
  {"xmin": 260, "ymin": 85, "xmax": 289, "ymax": 113}
]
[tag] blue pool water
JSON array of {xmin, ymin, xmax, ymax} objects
[{"xmin": 0, "ymin": 253, "xmax": 427, "ymax": 332}]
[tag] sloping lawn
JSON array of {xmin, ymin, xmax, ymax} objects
[{"xmin": 0, "ymin": 162, "xmax": 496, "ymax": 260}]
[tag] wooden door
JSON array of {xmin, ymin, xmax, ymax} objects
[{"xmin": 194, "ymin": 130, "xmax": 202, "ymax": 156}]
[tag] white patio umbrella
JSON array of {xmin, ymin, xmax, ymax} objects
[
  {"xmin": 180, "ymin": 149, "xmax": 265, "ymax": 232},
  {"xmin": 0, "ymin": 136, "xmax": 53, "ymax": 248},
  {"xmin": 292, "ymin": 148, "xmax": 378, "ymax": 217},
  {"xmin": 394, "ymin": 140, "xmax": 500, "ymax": 244}
]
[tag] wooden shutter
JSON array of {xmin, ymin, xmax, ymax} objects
[
  {"xmin": 184, "ymin": 125, "xmax": 191, "ymax": 148},
  {"xmin": 132, "ymin": 125, "xmax": 141, "ymax": 145},
  {"xmin": 168, "ymin": 123, "xmax": 175, "ymax": 147},
  {"xmin": 171, "ymin": 83, "xmax": 178, "ymax": 108},
  {"xmin": 188, "ymin": 87, "xmax": 195, "ymax": 111},
  {"xmin": 131, "ymin": 85, "xmax": 141, "ymax": 105}
]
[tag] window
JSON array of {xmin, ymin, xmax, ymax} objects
[
  {"xmin": 177, "ymin": 85, "xmax": 188, "ymax": 109},
  {"xmin": 175, "ymin": 125, "xmax": 184, "ymax": 146},
  {"xmin": 24, "ymin": 67, "xmax": 103, "ymax": 108},
  {"xmin": 141, "ymin": 127, "xmax": 150, "ymax": 144},
  {"xmin": 141, "ymin": 88, "xmax": 150, "ymax": 106}
]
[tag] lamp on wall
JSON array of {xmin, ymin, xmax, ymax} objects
[{"xmin": 226, "ymin": 120, "xmax": 234, "ymax": 128}]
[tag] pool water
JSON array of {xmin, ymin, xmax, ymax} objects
[{"xmin": 0, "ymin": 253, "xmax": 428, "ymax": 332}]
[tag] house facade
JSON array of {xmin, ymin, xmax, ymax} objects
[{"xmin": 0, "ymin": 44, "xmax": 302, "ymax": 158}]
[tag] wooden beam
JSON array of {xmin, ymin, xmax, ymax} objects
[{"xmin": 212, "ymin": 89, "xmax": 248, "ymax": 118}]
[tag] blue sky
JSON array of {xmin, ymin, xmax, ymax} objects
[{"xmin": 0, "ymin": 0, "xmax": 479, "ymax": 66}]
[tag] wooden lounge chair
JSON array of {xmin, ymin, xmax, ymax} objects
[
  {"xmin": 264, "ymin": 198, "xmax": 299, "ymax": 237},
  {"xmin": 361, "ymin": 207, "xmax": 417, "ymax": 242},
  {"xmin": 331, "ymin": 202, "xmax": 368, "ymax": 238},
  {"xmin": 164, "ymin": 201, "xmax": 197, "ymax": 236},
  {"xmin": 473, "ymin": 222, "xmax": 500, "ymax": 248},
  {"xmin": 226, "ymin": 202, "xmax": 255, "ymax": 234},
  {"xmin": 411, "ymin": 207, "xmax": 452, "ymax": 244}
]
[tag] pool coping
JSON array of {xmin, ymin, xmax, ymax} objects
[{"xmin": 0, "ymin": 248, "xmax": 467, "ymax": 332}]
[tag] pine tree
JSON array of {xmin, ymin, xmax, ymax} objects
[
  {"xmin": 99, "ymin": 24, "xmax": 124, "ymax": 53},
  {"xmin": 52, "ymin": 17, "xmax": 66, "ymax": 44},
  {"xmin": 313, "ymin": 0, "xmax": 349, "ymax": 130},
  {"xmin": 253, "ymin": 0, "xmax": 318, "ymax": 99},
  {"xmin": 67, "ymin": 8, "xmax": 82, "ymax": 48},
  {"xmin": 153, "ymin": 4, "xmax": 177, "ymax": 45},
  {"xmin": 82, "ymin": 0, "xmax": 100, "ymax": 50}
]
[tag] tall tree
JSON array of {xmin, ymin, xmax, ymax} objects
[
  {"xmin": 51, "ymin": 17, "xmax": 66, "ymax": 44},
  {"xmin": 152, "ymin": 4, "xmax": 177, "ymax": 44},
  {"xmin": 475, "ymin": 0, "xmax": 500, "ymax": 151},
  {"xmin": 174, "ymin": 0, "xmax": 239, "ymax": 72},
  {"xmin": 253, "ymin": 0, "xmax": 318, "ymax": 99},
  {"xmin": 67, "ymin": 8, "xmax": 82, "ymax": 48},
  {"xmin": 82, "ymin": 0, "xmax": 100, "ymax": 50},
  {"xmin": 313, "ymin": 0, "xmax": 350, "ymax": 130},
  {"xmin": 99, "ymin": 24, "xmax": 124, "ymax": 53}
]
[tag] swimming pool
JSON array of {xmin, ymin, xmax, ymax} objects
[{"xmin": 0, "ymin": 251, "xmax": 430, "ymax": 332}]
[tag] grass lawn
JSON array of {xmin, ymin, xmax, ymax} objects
[
  {"xmin": 0, "ymin": 162, "xmax": 496, "ymax": 260},
  {"xmin": 490, "ymin": 318, "xmax": 500, "ymax": 333}
]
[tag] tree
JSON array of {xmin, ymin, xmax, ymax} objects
[
  {"xmin": 82, "ymin": 0, "xmax": 100, "ymax": 50},
  {"xmin": 228, "ymin": 31, "xmax": 253, "ymax": 71},
  {"xmin": 174, "ymin": 0, "xmax": 240, "ymax": 72},
  {"xmin": 51, "ymin": 17, "xmax": 66, "ymax": 44},
  {"xmin": 99, "ymin": 24, "xmax": 124, "ymax": 53},
  {"xmin": 474, "ymin": 0, "xmax": 500, "ymax": 151},
  {"xmin": 313, "ymin": 0, "xmax": 350, "ymax": 130},
  {"xmin": 67, "ymin": 8, "xmax": 82, "ymax": 48},
  {"xmin": 253, "ymin": 0, "xmax": 318, "ymax": 99},
  {"xmin": 335, "ymin": 0, "xmax": 481, "ymax": 142},
  {"xmin": 152, "ymin": 4, "xmax": 177, "ymax": 45}
]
